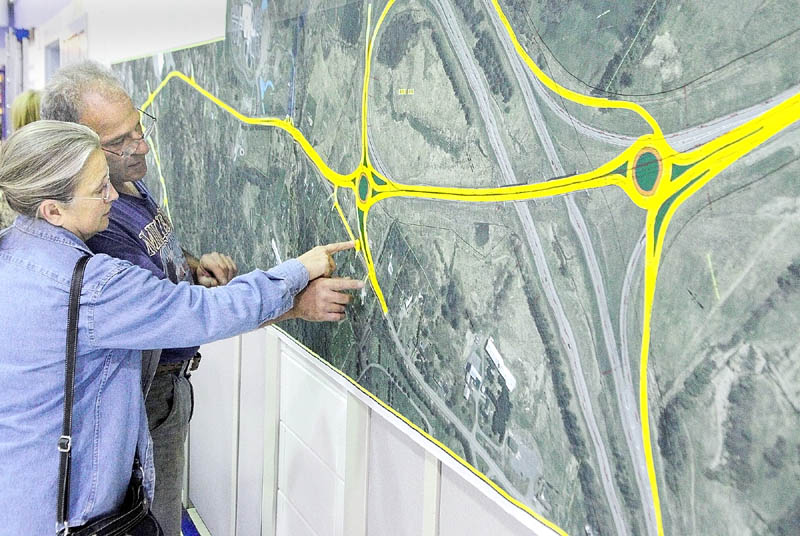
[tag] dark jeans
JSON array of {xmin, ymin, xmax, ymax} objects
[
  {"xmin": 128, "ymin": 512, "xmax": 164, "ymax": 536},
  {"xmin": 145, "ymin": 370, "xmax": 194, "ymax": 536}
]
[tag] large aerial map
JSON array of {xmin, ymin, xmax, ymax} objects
[{"xmin": 115, "ymin": 1, "xmax": 800, "ymax": 534}]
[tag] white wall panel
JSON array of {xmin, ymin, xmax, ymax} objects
[
  {"xmin": 366, "ymin": 414, "xmax": 427, "ymax": 536},
  {"xmin": 276, "ymin": 491, "xmax": 317, "ymax": 536},
  {"xmin": 187, "ymin": 329, "xmax": 561, "ymax": 536},
  {"xmin": 278, "ymin": 423, "xmax": 344, "ymax": 536},
  {"xmin": 342, "ymin": 395, "xmax": 370, "ymax": 536},
  {"xmin": 261, "ymin": 331, "xmax": 283, "ymax": 536},
  {"xmin": 279, "ymin": 350, "xmax": 347, "ymax": 477},
  {"xmin": 439, "ymin": 465, "xmax": 538, "ymax": 536},
  {"xmin": 421, "ymin": 453, "xmax": 442, "ymax": 536},
  {"xmin": 236, "ymin": 329, "xmax": 270, "ymax": 535},
  {"xmin": 190, "ymin": 336, "xmax": 240, "ymax": 536}
]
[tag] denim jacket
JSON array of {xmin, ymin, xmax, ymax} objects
[{"xmin": 0, "ymin": 216, "xmax": 308, "ymax": 535}]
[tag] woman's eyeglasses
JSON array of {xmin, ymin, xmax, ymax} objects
[{"xmin": 72, "ymin": 179, "xmax": 114, "ymax": 203}]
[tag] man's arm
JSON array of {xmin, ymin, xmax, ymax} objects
[{"xmin": 263, "ymin": 277, "xmax": 365, "ymax": 325}]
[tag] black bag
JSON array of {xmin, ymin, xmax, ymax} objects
[{"xmin": 57, "ymin": 255, "xmax": 162, "ymax": 536}]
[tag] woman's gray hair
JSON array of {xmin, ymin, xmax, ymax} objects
[
  {"xmin": 0, "ymin": 120, "xmax": 100, "ymax": 218},
  {"xmin": 41, "ymin": 60, "xmax": 128, "ymax": 123}
]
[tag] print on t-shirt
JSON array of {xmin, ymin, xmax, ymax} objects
[{"xmin": 138, "ymin": 208, "xmax": 191, "ymax": 284}]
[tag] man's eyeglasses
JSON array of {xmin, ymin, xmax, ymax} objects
[
  {"xmin": 101, "ymin": 108, "xmax": 157, "ymax": 158},
  {"xmin": 72, "ymin": 179, "xmax": 114, "ymax": 203}
]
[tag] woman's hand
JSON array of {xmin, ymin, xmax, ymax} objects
[{"xmin": 297, "ymin": 241, "xmax": 356, "ymax": 280}]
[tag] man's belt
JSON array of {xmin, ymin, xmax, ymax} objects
[{"xmin": 155, "ymin": 353, "xmax": 202, "ymax": 376}]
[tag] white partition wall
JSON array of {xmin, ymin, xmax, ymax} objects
[
  {"xmin": 237, "ymin": 330, "xmax": 271, "ymax": 534},
  {"xmin": 277, "ymin": 347, "xmax": 348, "ymax": 536},
  {"xmin": 188, "ymin": 336, "xmax": 241, "ymax": 535},
  {"xmin": 189, "ymin": 328, "xmax": 558, "ymax": 536},
  {"xmin": 366, "ymin": 415, "xmax": 428, "ymax": 536}
]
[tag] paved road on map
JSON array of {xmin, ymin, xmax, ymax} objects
[
  {"xmin": 619, "ymin": 230, "xmax": 646, "ymax": 395},
  {"xmin": 527, "ymin": 67, "xmax": 800, "ymax": 152},
  {"xmin": 363, "ymin": 144, "xmax": 550, "ymax": 515},
  {"xmin": 432, "ymin": 1, "xmax": 629, "ymax": 533},
  {"xmin": 482, "ymin": 2, "xmax": 658, "ymax": 534}
]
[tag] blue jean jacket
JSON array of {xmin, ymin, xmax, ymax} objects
[{"xmin": 0, "ymin": 216, "xmax": 308, "ymax": 534}]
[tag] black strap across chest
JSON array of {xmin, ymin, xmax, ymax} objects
[{"xmin": 56, "ymin": 254, "xmax": 90, "ymax": 527}]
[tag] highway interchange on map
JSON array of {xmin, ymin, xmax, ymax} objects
[{"xmin": 117, "ymin": 1, "xmax": 800, "ymax": 534}]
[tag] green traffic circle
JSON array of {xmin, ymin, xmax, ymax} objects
[
  {"xmin": 634, "ymin": 151, "xmax": 660, "ymax": 192},
  {"xmin": 358, "ymin": 175, "xmax": 370, "ymax": 202}
]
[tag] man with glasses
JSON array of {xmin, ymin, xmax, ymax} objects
[{"xmin": 41, "ymin": 61, "xmax": 362, "ymax": 536}]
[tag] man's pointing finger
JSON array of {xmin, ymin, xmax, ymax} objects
[
  {"xmin": 323, "ymin": 240, "xmax": 357, "ymax": 254},
  {"xmin": 327, "ymin": 278, "xmax": 366, "ymax": 291}
]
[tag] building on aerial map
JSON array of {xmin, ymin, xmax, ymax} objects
[{"xmin": 485, "ymin": 337, "xmax": 517, "ymax": 392}]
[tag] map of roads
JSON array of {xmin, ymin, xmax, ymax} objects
[{"xmin": 115, "ymin": 1, "xmax": 800, "ymax": 534}]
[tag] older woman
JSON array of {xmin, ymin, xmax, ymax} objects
[{"xmin": 0, "ymin": 121, "xmax": 359, "ymax": 534}]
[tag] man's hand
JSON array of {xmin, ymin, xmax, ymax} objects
[
  {"xmin": 297, "ymin": 241, "xmax": 356, "ymax": 280},
  {"xmin": 195, "ymin": 252, "xmax": 238, "ymax": 287},
  {"xmin": 286, "ymin": 277, "xmax": 365, "ymax": 322}
]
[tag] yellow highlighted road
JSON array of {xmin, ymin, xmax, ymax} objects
[{"xmin": 139, "ymin": 1, "xmax": 800, "ymax": 533}]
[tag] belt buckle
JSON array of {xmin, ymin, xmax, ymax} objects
[{"xmin": 180, "ymin": 353, "xmax": 201, "ymax": 378}]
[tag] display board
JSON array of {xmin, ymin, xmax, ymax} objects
[{"xmin": 115, "ymin": 1, "xmax": 800, "ymax": 534}]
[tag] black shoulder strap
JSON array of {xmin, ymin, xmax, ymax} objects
[{"xmin": 57, "ymin": 255, "xmax": 91, "ymax": 529}]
